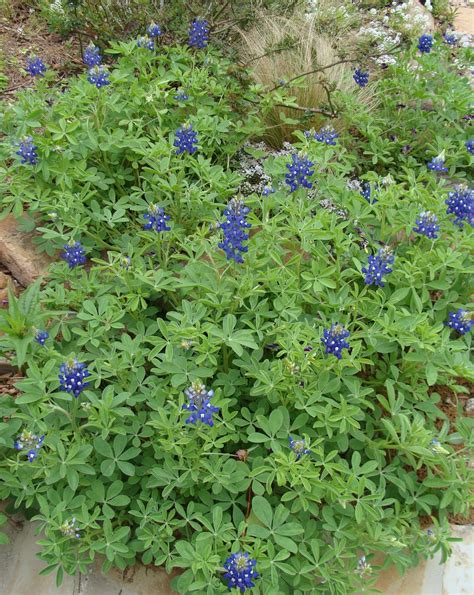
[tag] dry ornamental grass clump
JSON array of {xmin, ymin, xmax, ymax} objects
[{"xmin": 238, "ymin": 11, "xmax": 372, "ymax": 146}]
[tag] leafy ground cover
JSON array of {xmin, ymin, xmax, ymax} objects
[{"xmin": 0, "ymin": 7, "xmax": 473, "ymax": 595}]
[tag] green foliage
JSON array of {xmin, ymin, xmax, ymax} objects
[{"xmin": 0, "ymin": 34, "xmax": 473, "ymax": 595}]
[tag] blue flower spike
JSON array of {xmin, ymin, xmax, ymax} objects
[
  {"xmin": 188, "ymin": 19, "xmax": 209, "ymax": 49},
  {"xmin": 182, "ymin": 381, "xmax": 219, "ymax": 426},
  {"xmin": 58, "ymin": 358, "xmax": 91, "ymax": 398},
  {"xmin": 418, "ymin": 34, "xmax": 433, "ymax": 54},
  {"xmin": 321, "ymin": 324, "xmax": 351, "ymax": 359},
  {"xmin": 25, "ymin": 56, "xmax": 47, "ymax": 77},
  {"xmin": 413, "ymin": 211, "xmax": 440, "ymax": 239},
  {"xmin": 16, "ymin": 137, "xmax": 38, "ymax": 165},
  {"xmin": 223, "ymin": 552, "xmax": 259, "ymax": 593},
  {"xmin": 362, "ymin": 247, "xmax": 395, "ymax": 287},
  {"xmin": 289, "ymin": 436, "xmax": 311, "ymax": 459},
  {"xmin": 285, "ymin": 153, "xmax": 314, "ymax": 192},
  {"xmin": 218, "ymin": 198, "xmax": 251, "ymax": 263},
  {"xmin": 353, "ymin": 68, "xmax": 369, "ymax": 88},
  {"xmin": 61, "ymin": 241, "xmax": 87, "ymax": 269},
  {"xmin": 446, "ymin": 309, "xmax": 473, "ymax": 336}
]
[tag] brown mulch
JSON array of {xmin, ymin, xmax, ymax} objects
[{"xmin": 0, "ymin": 6, "xmax": 81, "ymax": 96}]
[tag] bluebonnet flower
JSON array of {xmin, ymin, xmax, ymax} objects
[
  {"xmin": 289, "ymin": 436, "xmax": 311, "ymax": 459},
  {"xmin": 356, "ymin": 556, "xmax": 372, "ymax": 577},
  {"xmin": 418, "ymin": 34, "xmax": 433, "ymax": 54},
  {"xmin": 360, "ymin": 181, "xmax": 377, "ymax": 204},
  {"xmin": 445, "ymin": 187, "xmax": 474, "ymax": 228},
  {"xmin": 137, "ymin": 35, "xmax": 154, "ymax": 50},
  {"xmin": 465, "ymin": 139, "xmax": 474, "ymax": 155},
  {"xmin": 285, "ymin": 153, "xmax": 314, "ymax": 192},
  {"xmin": 87, "ymin": 65, "xmax": 110, "ymax": 88},
  {"xmin": 59, "ymin": 358, "xmax": 91, "ymax": 398},
  {"xmin": 314, "ymin": 126, "xmax": 339, "ymax": 146},
  {"xmin": 188, "ymin": 19, "xmax": 209, "ymax": 49},
  {"xmin": 443, "ymin": 32, "xmax": 457, "ymax": 46},
  {"xmin": 143, "ymin": 204, "xmax": 171, "ymax": 232},
  {"xmin": 218, "ymin": 198, "xmax": 251, "ymax": 263},
  {"xmin": 61, "ymin": 241, "xmax": 87, "ymax": 268},
  {"xmin": 321, "ymin": 324, "xmax": 351, "ymax": 359},
  {"xmin": 83, "ymin": 43, "xmax": 101, "ymax": 67},
  {"xmin": 413, "ymin": 211, "xmax": 440, "ymax": 239},
  {"xmin": 16, "ymin": 137, "xmax": 38, "ymax": 165},
  {"xmin": 427, "ymin": 156, "xmax": 448, "ymax": 172},
  {"xmin": 120, "ymin": 255, "xmax": 131, "ymax": 269},
  {"xmin": 35, "ymin": 329, "xmax": 49, "ymax": 346},
  {"xmin": 174, "ymin": 124, "xmax": 198, "ymax": 154},
  {"xmin": 223, "ymin": 552, "xmax": 259, "ymax": 593},
  {"xmin": 426, "ymin": 528, "xmax": 437, "ymax": 542},
  {"xmin": 147, "ymin": 22, "xmax": 162, "ymax": 38},
  {"xmin": 25, "ymin": 56, "xmax": 47, "ymax": 77},
  {"xmin": 14, "ymin": 430, "xmax": 45, "ymax": 463},
  {"xmin": 182, "ymin": 381, "xmax": 219, "ymax": 426},
  {"xmin": 262, "ymin": 185, "xmax": 275, "ymax": 196},
  {"xmin": 429, "ymin": 438, "xmax": 449, "ymax": 455},
  {"xmin": 353, "ymin": 68, "xmax": 369, "ymax": 88},
  {"xmin": 174, "ymin": 91, "xmax": 189, "ymax": 101},
  {"xmin": 446, "ymin": 309, "xmax": 473, "ymax": 335},
  {"xmin": 362, "ymin": 247, "xmax": 395, "ymax": 287},
  {"xmin": 60, "ymin": 518, "xmax": 81, "ymax": 539}
]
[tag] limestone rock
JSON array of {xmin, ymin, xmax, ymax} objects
[{"xmin": 0, "ymin": 216, "xmax": 54, "ymax": 286}]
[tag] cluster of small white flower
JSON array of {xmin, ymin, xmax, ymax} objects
[
  {"xmin": 389, "ymin": 1, "xmax": 432, "ymax": 34},
  {"xmin": 49, "ymin": 0, "xmax": 64, "ymax": 14}
]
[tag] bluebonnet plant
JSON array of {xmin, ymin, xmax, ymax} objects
[
  {"xmin": 445, "ymin": 187, "xmax": 474, "ymax": 228},
  {"xmin": 174, "ymin": 91, "xmax": 189, "ymax": 101},
  {"xmin": 147, "ymin": 22, "xmax": 162, "ymax": 38},
  {"xmin": 223, "ymin": 552, "xmax": 259, "ymax": 593},
  {"xmin": 314, "ymin": 126, "xmax": 339, "ymax": 146},
  {"xmin": 413, "ymin": 211, "xmax": 440, "ymax": 239},
  {"xmin": 174, "ymin": 124, "xmax": 198, "ymax": 154},
  {"xmin": 61, "ymin": 241, "xmax": 87, "ymax": 268},
  {"xmin": 321, "ymin": 324, "xmax": 351, "ymax": 359},
  {"xmin": 443, "ymin": 32, "xmax": 457, "ymax": 46},
  {"xmin": 182, "ymin": 381, "xmax": 219, "ymax": 426},
  {"xmin": 465, "ymin": 139, "xmax": 474, "ymax": 155},
  {"xmin": 137, "ymin": 35, "xmax": 154, "ymax": 50},
  {"xmin": 83, "ymin": 43, "xmax": 101, "ymax": 67},
  {"xmin": 188, "ymin": 19, "xmax": 209, "ymax": 49},
  {"xmin": 285, "ymin": 153, "xmax": 314, "ymax": 192},
  {"xmin": 362, "ymin": 247, "xmax": 395, "ymax": 287},
  {"xmin": 14, "ymin": 430, "xmax": 45, "ymax": 463},
  {"xmin": 35, "ymin": 330, "xmax": 49, "ymax": 346},
  {"xmin": 218, "ymin": 198, "xmax": 251, "ymax": 263},
  {"xmin": 427, "ymin": 156, "xmax": 448, "ymax": 172},
  {"xmin": 16, "ymin": 137, "xmax": 38, "ymax": 165},
  {"xmin": 356, "ymin": 556, "xmax": 372, "ymax": 577},
  {"xmin": 446, "ymin": 309, "xmax": 473, "ymax": 335},
  {"xmin": 60, "ymin": 518, "xmax": 81, "ymax": 539},
  {"xmin": 59, "ymin": 358, "xmax": 91, "ymax": 398},
  {"xmin": 360, "ymin": 181, "xmax": 377, "ymax": 204},
  {"xmin": 418, "ymin": 34, "xmax": 433, "ymax": 54},
  {"xmin": 430, "ymin": 438, "xmax": 449, "ymax": 455},
  {"xmin": 262, "ymin": 185, "xmax": 275, "ymax": 196},
  {"xmin": 25, "ymin": 56, "xmax": 47, "ymax": 77},
  {"xmin": 87, "ymin": 65, "xmax": 110, "ymax": 88},
  {"xmin": 353, "ymin": 68, "xmax": 369, "ymax": 87},
  {"xmin": 143, "ymin": 204, "xmax": 171, "ymax": 232},
  {"xmin": 289, "ymin": 436, "xmax": 311, "ymax": 459}
]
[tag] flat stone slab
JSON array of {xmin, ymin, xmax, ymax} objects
[{"xmin": 0, "ymin": 215, "xmax": 54, "ymax": 286}]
